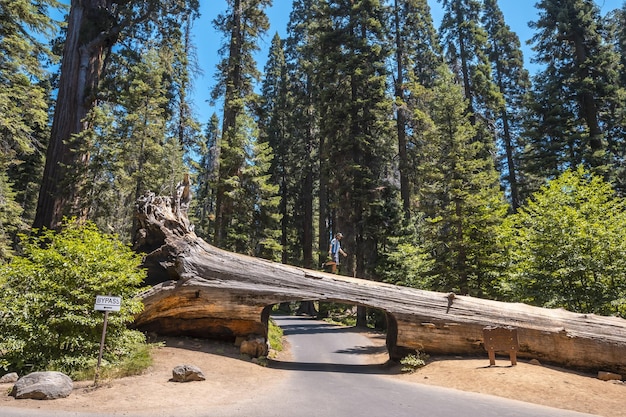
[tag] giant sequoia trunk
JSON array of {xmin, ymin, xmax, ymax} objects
[
  {"xmin": 133, "ymin": 191, "xmax": 626, "ymax": 375},
  {"xmin": 34, "ymin": 0, "xmax": 120, "ymax": 230}
]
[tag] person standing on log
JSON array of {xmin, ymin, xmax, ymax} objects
[{"xmin": 328, "ymin": 233, "xmax": 347, "ymax": 272}]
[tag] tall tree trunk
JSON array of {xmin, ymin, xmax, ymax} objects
[
  {"xmin": 215, "ymin": 0, "xmax": 243, "ymax": 246},
  {"xmin": 34, "ymin": 0, "xmax": 115, "ymax": 230},
  {"xmin": 500, "ymin": 109, "xmax": 519, "ymax": 211},
  {"xmin": 572, "ymin": 32, "xmax": 603, "ymax": 156},
  {"xmin": 302, "ymin": 169, "xmax": 314, "ymax": 269},
  {"xmin": 394, "ymin": 0, "xmax": 410, "ymax": 219},
  {"xmin": 318, "ymin": 135, "xmax": 328, "ymax": 266},
  {"xmin": 302, "ymin": 76, "xmax": 315, "ymax": 269},
  {"xmin": 280, "ymin": 168, "xmax": 288, "ymax": 264},
  {"xmin": 455, "ymin": 5, "xmax": 475, "ymax": 121}
]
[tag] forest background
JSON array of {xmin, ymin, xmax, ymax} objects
[{"xmin": 2, "ymin": 0, "xmax": 626, "ymax": 330}]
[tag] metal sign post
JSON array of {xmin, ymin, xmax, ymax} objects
[{"xmin": 94, "ymin": 295, "xmax": 122, "ymax": 385}]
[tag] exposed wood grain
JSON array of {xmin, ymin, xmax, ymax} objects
[{"xmin": 132, "ymin": 191, "xmax": 626, "ymax": 375}]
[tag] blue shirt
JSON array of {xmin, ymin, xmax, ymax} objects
[{"xmin": 330, "ymin": 238, "xmax": 342, "ymax": 263}]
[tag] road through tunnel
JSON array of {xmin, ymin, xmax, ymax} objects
[
  {"xmin": 260, "ymin": 301, "xmax": 395, "ymax": 365},
  {"xmin": 261, "ymin": 307, "xmax": 392, "ymax": 372}
]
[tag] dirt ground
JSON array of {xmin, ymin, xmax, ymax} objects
[{"xmin": 1, "ymin": 332, "xmax": 624, "ymax": 417}]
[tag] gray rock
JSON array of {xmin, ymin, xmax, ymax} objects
[
  {"xmin": 0, "ymin": 372, "xmax": 19, "ymax": 384},
  {"xmin": 10, "ymin": 371, "xmax": 73, "ymax": 400},
  {"xmin": 171, "ymin": 364, "xmax": 206, "ymax": 382}
]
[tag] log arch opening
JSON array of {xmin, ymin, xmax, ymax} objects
[
  {"xmin": 260, "ymin": 302, "xmax": 398, "ymax": 363},
  {"xmin": 132, "ymin": 188, "xmax": 626, "ymax": 375}
]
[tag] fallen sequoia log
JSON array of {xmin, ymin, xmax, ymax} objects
[{"xmin": 132, "ymin": 190, "xmax": 626, "ymax": 376}]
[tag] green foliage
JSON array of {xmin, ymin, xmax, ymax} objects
[
  {"xmin": 378, "ymin": 236, "xmax": 433, "ymax": 289},
  {"xmin": 267, "ymin": 318, "xmax": 284, "ymax": 353},
  {"xmin": 0, "ymin": 220, "xmax": 148, "ymax": 376},
  {"xmin": 482, "ymin": 0, "xmax": 530, "ymax": 211},
  {"xmin": 83, "ymin": 46, "xmax": 190, "ymax": 240},
  {"xmin": 192, "ymin": 114, "xmax": 221, "ymax": 241},
  {"xmin": 440, "ymin": 0, "xmax": 504, "ymax": 125},
  {"xmin": 211, "ymin": 0, "xmax": 274, "ymax": 252},
  {"xmin": 0, "ymin": 171, "xmax": 25, "ymax": 262},
  {"xmin": 501, "ymin": 167, "xmax": 626, "ymax": 317},
  {"xmin": 259, "ymin": 32, "xmax": 311, "ymax": 266},
  {"xmin": 524, "ymin": 0, "xmax": 624, "ymax": 192},
  {"xmin": 0, "ymin": 0, "xmax": 58, "ymax": 157},
  {"xmin": 400, "ymin": 350, "xmax": 429, "ymax": 373},
  {"xmin": 315, "ymin": 0, "xmax": 395, "ymax": 284},
  {"xmin": 0, "ymin": 0, "xmax": 58, "ymax": 252},
  {"xmin": 219, "ymin": 113, "xmax": 282, "ymax": 259},
  {"xmin": 415, "ymin": 67, "xmax": 508, "ymax": 297},
  {"xmin": 319, "ymin": 303, "xmax": 357, "ymax": 327}
]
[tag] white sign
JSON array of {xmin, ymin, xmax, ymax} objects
[{"xmin": 94, "ymin": 295, "xmax": 122, "ymax": 312}]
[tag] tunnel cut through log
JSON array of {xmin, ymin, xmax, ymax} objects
[{"xmin": 132, "ymin": 190, "xmax": 626, "ymax": 375}]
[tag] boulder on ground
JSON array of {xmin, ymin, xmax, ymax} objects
[
  {"xmin": 171, "ymin": 364, "xmax": 206, "ymax": 382},
  {"xmin": 10, "ymin": 371, "xmax": 73, "ymax": 400},
  {"xmin": 0, "ymin": 372, "xmax": 19, "ymax": 384}
]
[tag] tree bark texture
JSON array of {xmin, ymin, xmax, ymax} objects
[
  {"xmin": 34, "ymin": 0, "xmax": 119, "ymax": 230},
  {"xmin": 132, "ymin": 192, "xmax": 626, "ymax": 374}
]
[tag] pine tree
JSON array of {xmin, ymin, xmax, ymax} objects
[
  {"xmin": 258, "ymin": 33, "xmax": 294, "ymax": 264},
  {"xmin": 167, "ymin": 12, "xmax": 203, "ymax": 169},
  {"xmin": 193, "ymin": 114, "xmax": 221, "ymax": 240},
  {"xmin": 0, "ymin": 171, "xmax": 23, "ymax": 261},
  {"xmin": 211, "ymin": 0, "xmax": 272, "ymax": 247},
  {"xmin": 391, "ymin": 0, "xmax": 443, "ymax": 219},
  {"xmin": 482, "ymin": 0, "xmax": 531, "ymax": 211},
  {"xmin": 316, "ymin": 0, "xmax": 395, "ymax": 295},
  {"xmin": 33, "ymin": 0, "xmax": 199, "ymax": 231},
  {"xmin": 439, "ymin": 0, "xmax": 503, "ymax": 138},
  {"xmin": 604, "ymin": 6, "xmax": 626, "ymax": 193},
  {"xmin": 612, "ymin": 5, "xmax": 626, "ymax": 89},
  {"xmin": 525, "ymin": 0, "xmax": 622, "ymax": 192},
  {"xmin": 218, "ymin": 112, "xmax": 281, "ymax": 259},
  {"xmin": 286, "ymin": 0, "xmax": 331, "ymax": 267},
  {"xmin": 0, "ymin": 0, "xmax": 59, "ymax": 256},
  {"xmin": 416, "ymin": 67, "xmax": 507, "ymax": 297},
  {"xmin": 83, "ymin": 48, "xmax": 185, "ymax": 240}
]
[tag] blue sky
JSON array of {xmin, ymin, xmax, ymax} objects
[
  {"xmin": 191, "ymin": 1, "xmax": 623, "ymax": 125},
  {"xmin": 49, "ymin": 1, "xmax": 626, "ymax": 127}
]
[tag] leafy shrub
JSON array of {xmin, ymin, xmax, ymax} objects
[
  {"xmin": 501, "ymin": 167, "xmax": 626, "ymax": 317},
  {"xmin": 0, "ymin": 220, "xmax": 148, "ymax": 377},
  {"xmin": 400, "ymin": 350, "xmax": 429, "ymax": 373},
  {"xmin": 267, "ymin": 318, "xmax": 284, "ymax": 352}
]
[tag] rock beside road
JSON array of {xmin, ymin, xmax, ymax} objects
[
  {"xmin": 10, "ymin": 371, "xmax": 73, "ymax": 400},
  {"xmin": 171, "ymin": 364, "xmax": 206, "ymax": 382}
]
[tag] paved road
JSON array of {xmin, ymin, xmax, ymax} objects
[
  {"xmin": 1, "ymin": 316, "xmax": 597, "ymax": 417},
  {"xmin": 235, "ymin": 316, "xmax": 597, "ymax": 417}
]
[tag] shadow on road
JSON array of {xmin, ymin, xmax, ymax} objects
[
  {"xmin": 274, "ymin": 316, "xmax": 388, "ymax": 356},
  {"xmin": 268, "ymin": 359, "xmax": 398, "ymax": 375},
  {"xmin": 270, "ymin": 316, "xmax": 398, "ymax": 375}
]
